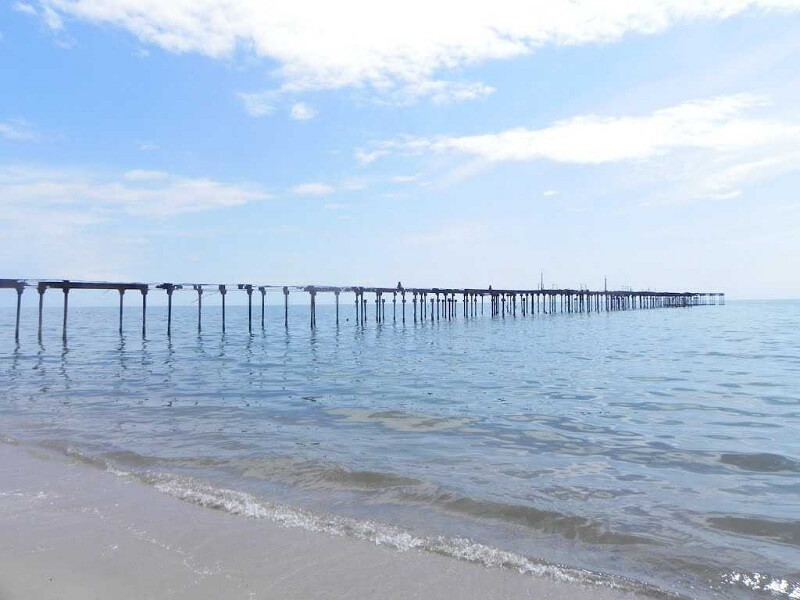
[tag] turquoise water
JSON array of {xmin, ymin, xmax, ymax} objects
[{"xmin": 1, "ymin": 299, "xmax": 798, "ymax": 598}]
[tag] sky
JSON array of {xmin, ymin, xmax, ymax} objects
[{"xmin": 2, "ymin": 0, "xmax": 800, "ymax": 305}]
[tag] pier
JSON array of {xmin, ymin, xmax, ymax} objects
[{"xmin": 1, "ymin": 279, "xmax": 724, "ymax": 342}]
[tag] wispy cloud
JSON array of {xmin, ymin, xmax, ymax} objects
[
  {"xmin": 404, "ymin": 220, "xmax": 487, "ymax": 246},
  {"xmin": 123, "ymin": 169, "xmax": 168, "ymax": 181},
  {"xmin": 289, "ymin": 102, "xmax": 317, "ymax": 120},
  {"xmin": 0, "ymin": 119, "xmax": 38, "ymax": 142},
  {"xmin": 237, "ymin": 91, "xmax": 277, "ymax": 117},
  {"xmin": 392, "ymin": 174, "xmax": 418, "ymax": 184},
  {"xmin": 26, "ymin": 1, "xmax": 800, "ymax": 104},
  {"xmin": 291, "ymin": 182, "xmax": 334, "ymax": 196},
  {"xmin": 0, "ymin": 165, "xmax": 270, "ymax": 219},
  {"xmin": 387, "ymin": 80, "xmax": 495, "ymax": 106},
  {"xmin": 362, "ymin": 95, "xmax": 798, "ymax": 164},
  {"xmin": 542, "ymin": 189, "xmax": 559, "ymax": 197},
  {"xmin": 13, "ymin": 2, "xmax": 37, "ymax": 16}
]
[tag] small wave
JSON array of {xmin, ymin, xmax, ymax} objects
[
  {"xmin": 325, "ymin": 407, "xmax": 474, "ymax": 432},
  {"xmin": 723, "ymin": 572, "xmax": 800, "ymax": 598},
  {"xmin": 122, "ymin": 468, "xmax": 670, "ymax": 598},
  {"xmin": 707, "ymin": 516, "xmax": 800, "ymax": 547},
  {"xmin": 719, "ymin": 452, "xmax": 800, "ymax": 473}
]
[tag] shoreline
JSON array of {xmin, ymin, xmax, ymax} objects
[{"xmin": 0, "ymin": 440, "xmax": 652, "ymax": 600}]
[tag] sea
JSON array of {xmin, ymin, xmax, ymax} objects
[{"xmin": 1, "ymin": 298, "xmax": 798, "ymax": 599}]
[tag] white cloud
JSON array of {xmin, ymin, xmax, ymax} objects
[
  {"xmin": 13, "ymin": 2, "xmax": 37, "ymax": 16},
  {"xmin": 138, "ymin": 141, "xmax": 160, "ymax": 151},
  {"xmin": 323, "ymin": 202, "xmax": 348, "ymax": 210},
  {"xmin": 237, "ymin": 91, "xmax": 277, "ymax": 116},
  {"xmin": 542, "ymin": 189, "xmax": 559, "ymax": 197},
  {"xmin": 392, "ymin": 174, "xmax": 418, "ymax": 184},
  {"xmin": 393, "ymin": 80, "xmax": 495, "ymax": 106},
  {"xmin": 123, "ymin": 169, "xmax": 168, "ymax": 181},
  {"xmin": 291, "ymin": 182, "xmax": 334, "ymax": 196},
  {"xmin": 28, "ymin": 1, "xmax": 800, "ymax": 99},
  {"xmin": 0, "ymin": 119, "xmax": 37, "ymax": 142},
  {"xmin": 0, "ymin": 165, "xmax": 270, "ymax": 219},
  {"xmin": 404, "ymin": 220, "xmax": 486, "ymax": 246},
  {"xmin": 367, "ymin": 95, "xmax": 799, "ymax": 164},
  {"xmin": 289, "ymin": 102, "xmax": 317, "ymax": 120}
]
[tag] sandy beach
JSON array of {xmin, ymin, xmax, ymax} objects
[{"xmin": 0, "ymin": 440, "xmax": 652, "ymax": 600}]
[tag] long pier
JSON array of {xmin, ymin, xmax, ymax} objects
[{"xmin": 1, "ymin": 279, "xmax": 725, "ymax": 342}]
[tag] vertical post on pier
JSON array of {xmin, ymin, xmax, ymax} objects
[
  {"xmin": 37, "ymin": 284, "xmax": 45, "ymax": 341},
  {"xmin": 165, "ymin": 286, "xmax": 174, "ymax": 337},
  {"xmin": 118, "ymin": 289, "xmax": 124, "ymax": 335},
  {"xmin": 196, "ymin": 286, "xmax": 203, "ymax": 333},
  {"xmin": 309, "ymin": 288, "xmax": 316, "ymax": 329},
  {"xmin": 412, "ymin": 292, "xmax": 417, "ymax": 322},
  {"xmin": 392, "ymin": 292, "xmax": 396, "ymax": 322},
  {"xmin": 335, "ymin": 290, "xmax": 340, "ymax": 326},
  {"xmin": 283, "ymin": 286, "xmax": 289, "ymax": 328},
  {"xmin": 62, "ymin": 286, "xmax": 69, "ymax": 343},
  {"xmin": 375, "ymin": 292, "xmax": 380, "ymax": 323},
  {"xmin": 401, "ymin": 290, "xmax": 406, "ymax": 323},
  {"xmin": 14, "ymin": 284, "xmax": 23, "ymax": 343},
  {"xmin": 260, "ymin": 287, "xmax": 266, "ymax": 330},
  {"xmin": 220, "ymin": 285, "xmax": 227, "ymax": 333},
  {"xmin": 141, "ymin": 289, "xmax": 147, "ymax": 338},
  {"xmin": 246, "ymin": 285, "xmax": 253, "ymax": 334},
  {"xmin": 362, "ymin": 293, "xmax": 367, "ymax": 326}
]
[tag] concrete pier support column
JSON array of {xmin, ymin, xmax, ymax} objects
[
  {"xmin": 220, "ymin": 285, "xmax": 228, "ymax": 333},
  {"xmin": 309, "ymin": 289, "xmax": 316, "ymax": 329},
  {"xmin": 335, "ymin": 290, "xmax": 340, "ymax": 326},
  {"xmin": 62, "ymin": 286, "xmax": 69, "ymax": 343},
  {"xmin": 245, "ymin": 285, "xmax": 253, "ymax": 333},
  {"xmin": 14, "ymin": 285, "xmax": 23, "ymax": 343},
  {"xmin": 118, "ymin": 289, "xmax": 124, "ymax": 335},
  {"xmin": 259, "ymin": 287, "xmax": 265, "ymax": 330},
  {"xmin": 196, "ymin": 286, "xmax": 204, "ymax": 333},
  {"xmin": 141, "ymin": 289, "xmax": 147, "ymax": 338},
  {"xmin": 282, "ymin": 286, "xmax": 288, "ymax": 328},
  {"xmin": 37, "ymin": 284, "xmax": 45, "ymax": 341},
  {"xmin": 362, "ymin": 293, "xmax": 367, "ymax": 325},
  {"xmin": 164, "ymin": 285, "xmax": 174, "ymax": 337}
]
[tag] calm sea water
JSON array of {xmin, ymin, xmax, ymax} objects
[{"xmin": 1, "ymin": 299, "xmax": 799, "ymax": 599}]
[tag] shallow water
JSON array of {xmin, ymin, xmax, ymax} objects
[{"xmin": 1, "ymin": 299, "xmax": 799, "ymax": 599}]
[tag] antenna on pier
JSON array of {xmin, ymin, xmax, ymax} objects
[
  {"xmin": 604, "ymin": 276, "xmax": 607, "ymax": 292},
  {"xmin": 540, "ymin": 271, "xmax": 543, "ymax": 290}
]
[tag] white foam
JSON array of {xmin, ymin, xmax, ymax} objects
[
  {"xmin": 724, "ymin": 572, "xmax": 800, "ymax": 598},
  {"xmin": 141, "ymin": 470, "xmax": 637, "ymax": 592}
]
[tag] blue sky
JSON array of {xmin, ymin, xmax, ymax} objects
[{"xmin": 2, "ymin": 1, "xmax": 800, "ymax": 304}]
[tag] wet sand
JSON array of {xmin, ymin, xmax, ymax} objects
[{"xmin": 0, "ymin": 441, "xmax": 647, "ymax": 600}]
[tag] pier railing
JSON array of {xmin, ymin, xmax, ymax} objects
[{"xmin": 1, "ymin": 279, "xmax": 725, "ymax": 342}]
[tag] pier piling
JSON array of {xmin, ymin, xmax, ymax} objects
[
  {"xmin": 220, "ymin": 285, "xmax": 227, "ymax": 333},
  {"xmin": 3, "ymin": 279, "xmax": 725, "ymax": 340},
  {"xmin": 118, "ymin": 289, "xmax": 124, "ymax": 335},
  {"xmin": 62, "ymin": 286, "xmax": 69, "ymax": 342}
]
